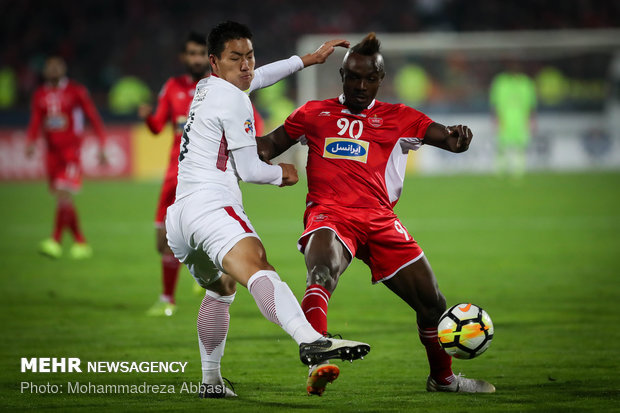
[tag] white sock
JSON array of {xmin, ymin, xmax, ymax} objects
[
  {"xmin": 197, "ymin": 289, "xmax": 235, "ymax": 384},
  {"xmin": 247, "ymin": 270, "xmax": 322, "ymax": 345}
]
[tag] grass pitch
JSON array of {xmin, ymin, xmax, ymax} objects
[{"xmin": 1, "ymin": 172, "xmax": 619, "ymax": 412}]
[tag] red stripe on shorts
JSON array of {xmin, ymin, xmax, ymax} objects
[
  {"xmin": 216, "ymin": 133, "xmax": 229, "ymax": 171},
  {"xmin": 224, "ymin": 206, "xmax": 252, "ymax": 233}
]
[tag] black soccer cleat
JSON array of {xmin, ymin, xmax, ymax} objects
[
  {"xmin": 299, "ymin": 337, "xmax": 371, "ymax": 366},
  {"xmin": 198, "ymin": 378, "xmax": 237, "ymax": 398}
]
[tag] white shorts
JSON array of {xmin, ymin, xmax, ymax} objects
[{"xmin": 165, "ymin": 191, "xmax": 259, "ymax": 287}]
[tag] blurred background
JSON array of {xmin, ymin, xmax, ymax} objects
[{"xmin": 1, "ymin": 0, "xmax": 620, "ymax": 179}]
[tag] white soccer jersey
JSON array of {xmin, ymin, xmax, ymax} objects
[{"xmin": 175, "ymin": 75, "xmax": 258, "ymax": 204}]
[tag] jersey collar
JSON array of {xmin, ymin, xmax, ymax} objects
[
  {"xmin": 338, "ymin": 93, "xmax": 376, "ymax": 112},
  {"xmin": 46, "ymin": 77, "xmax": 69, "ymax": 90}
]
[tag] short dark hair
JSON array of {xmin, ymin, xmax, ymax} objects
[
  {"xmin": 208, "ymin": 21, "xmax": 252, "ymax": 58},
  {"xmin": 351, "ymin": 32, "xmax": 381, "ymax": 55},
  {"xmin": 184, "ymin": 31, "xmax": 207, "ymax": 51}
]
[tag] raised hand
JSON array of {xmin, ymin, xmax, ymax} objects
[{"xmin": 301, "ymin": 39, "xmax": 350, "ymax": 67}]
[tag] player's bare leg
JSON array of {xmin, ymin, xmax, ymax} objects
[
  {"xmin": 221, "ymin": 237, "xmax": 369, "ymax": 365},
  {"xmin": 197, "ymin": 273, "xmax": 238, "ymax": 398},
  {"xmin": 147, "ymin": 228, "xmax": 181, "ymax": 316},
  {"xmin": 302, "ymin": 229, "xmax": 352, "ymax": 395},
  {"xmin": 384, "ymin": 257, "xmax": 495, "ymax": 393}
]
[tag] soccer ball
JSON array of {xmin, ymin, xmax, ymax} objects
[{"xmin": 437, "ymin": 303, "xmax": 494, "ymax": 359}]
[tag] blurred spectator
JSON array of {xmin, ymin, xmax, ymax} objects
[
  {"xmin": 490, "ymin": 61, "xmax": 537, "ymax": 178},
  {"xmin": 108, "ymin": 76, "xmax": 151, "ymax": 115},
  {"xmin": 0, "ymin": 67, "xmax": 17, "ymax": 108},
  {"xmin": 0, "ymin": 0, "xmax": 618, "ymax": 112}
]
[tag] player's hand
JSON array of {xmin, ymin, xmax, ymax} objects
[
  {"xmin": 25, "ymin": 143, "xmax": 36, "ymax": 158},
  {"xmin": 137, "ymin": 104, "xmax": 153, "ymax": 119},
  {"xmin": 301, "ymin": 39, "xmax": 350, "ymax": 67},
  {"xmin": 278, "ymin": 163, "xmax": 299, "ymax": 187},
  {"xmin": 447, "ymin": 125, "xmax": 473, "ymax": 153}
]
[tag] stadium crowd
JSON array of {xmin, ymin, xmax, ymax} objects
[{"xmin": 1, "ymin": 0, "xmax": 618, "ymax": 112}]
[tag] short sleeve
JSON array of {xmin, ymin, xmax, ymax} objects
[
  {"xmin": 400, "ymin": 105, "xmax": 433, "ymax": 141},
  {"xmin": 283, "ymin": 104, "xmax": 308, "ymax": 141},
  {"xmin": 220, "ymin": 89, "xmax": 256, "ymax": 150}
]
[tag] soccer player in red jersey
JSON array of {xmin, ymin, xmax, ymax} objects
[
  {"xmin": 258, "ymin": 33, "xmax": 495, "ymax": 395},
  {"xmin": 138, "ymin": 32, "xmax": 212, "ymax": 317},
  {"xmin": 26, "ymin": 55, "xmax": 106, "ymax": 260}
]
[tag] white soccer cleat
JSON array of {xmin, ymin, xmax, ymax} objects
[{"xmin": 426, "ymin": 374, "xmax": 495, "ymax": 393}]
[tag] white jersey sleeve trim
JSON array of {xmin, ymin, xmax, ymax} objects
[
  {"xmin": 231, "ymin": 145, "xmax": 283, "ymax": 186},
  {"xmin": 247, "ymin": 56, "xmax": 304, "ymax": 93},
  {"xmin": 384, "ymin": 137, "xmax": 423, "ymax": 204}
]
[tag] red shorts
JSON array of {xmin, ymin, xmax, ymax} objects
[
  {"xmin": 46, "ymin": 146, "xmax": 82, "ymax": 192},
  {"xmin": 154, "ymin": 161, "xmax": 179, "ymax": 228},
  {"xmin": 298, "ymin": 203, "xmax": 425, "ymax": 283}
]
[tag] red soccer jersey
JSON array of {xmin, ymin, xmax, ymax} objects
[
  {"xmin": 26, "ymin": 78, "xmax": 106, "ymax": 150},
  {"xmin": 146, "ymin": 75, "xmax": 198, "ymax": 168},
  {"xmin": 284, "ymin": 96, "xmax": 433, "ymax": 209}
]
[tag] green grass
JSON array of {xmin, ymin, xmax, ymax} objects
[{"xmin": 1, "ymin": 172, "xmax": 619, "ymax": 412}]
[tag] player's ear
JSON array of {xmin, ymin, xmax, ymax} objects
[
  {"xmin": 209, "ymin": 54, "xmax": 218, "ymax": 71},
  {"xmin": 339, "ymin": 67, "xmax": 344, "ymax": 82}
]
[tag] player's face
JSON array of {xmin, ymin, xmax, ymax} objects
[
  {"xmin": 340, "ymin": 53, "xmax": 384, "ymax": 113},
  {"xmin": 183, "ymin": 41, "xmax": 209, "ymax": 79},
  {"xmin": 210, "ymin": 38, "xmax": 255, "ymax": 91},
  {"xmin": 43, "ymin": 58, "xmax": 67, "ymax": 83}
]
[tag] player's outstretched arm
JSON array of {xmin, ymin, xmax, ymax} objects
[
  {"xmin": 423, "ymin": 123, "xmax": 473, "ymax": 153},
  {"xmin": 257, "ymin": 125, "xmax": 297, "ymax": 162},
  {"xmin": 249, "ymin": 39, "xmax": 349, "ymax": 93}
]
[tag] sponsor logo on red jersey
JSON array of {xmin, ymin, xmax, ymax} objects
[{"xmin": 323, "ymin": 137, "xmax": 369, "ymax": 163}]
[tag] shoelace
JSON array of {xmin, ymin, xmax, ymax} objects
[{"xmin": 222, "ymin": 377, "xmax": 236, "ymax": 394}]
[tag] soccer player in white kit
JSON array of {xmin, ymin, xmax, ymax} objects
[{"xmin": 166, "ymin": 21, "xmax": 371, "ymax": 398}]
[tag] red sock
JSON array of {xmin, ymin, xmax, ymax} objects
[
  {"xmin": 53, "ymin": 200, "xmax": 74, "ymax": 242},
  {"xmin": 162, "ymin": 253, "xmax": 181, "ymax": 303},
  {"xmin": 419, "ymin": 326, "xmax": 454, "ymax": 385},
  {"xmin": 53, "ymin": 202, "xmax": 67, "ymax": 242},
  {"xmin": 301, "ymin": 284, "xmax": 331, "ymax": 336},
  {"xmin": 65, "ymin": 202, "xmax": 86, "ymax": 243}
]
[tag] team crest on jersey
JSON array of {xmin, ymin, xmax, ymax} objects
[
  {"xmin": 244, "ymin": 119, "xmax": 254, "ymax": 134},
  {"xmin": 368, "ymin": 115, "xmax": 383, "ymax": 127},
  {"xmin": 323, "ymin": 138, "xmax": 369, "ymax": 163},
  {"xmin": 314, "ymin": 213, "xmax": 328, "ymax": 222}
]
